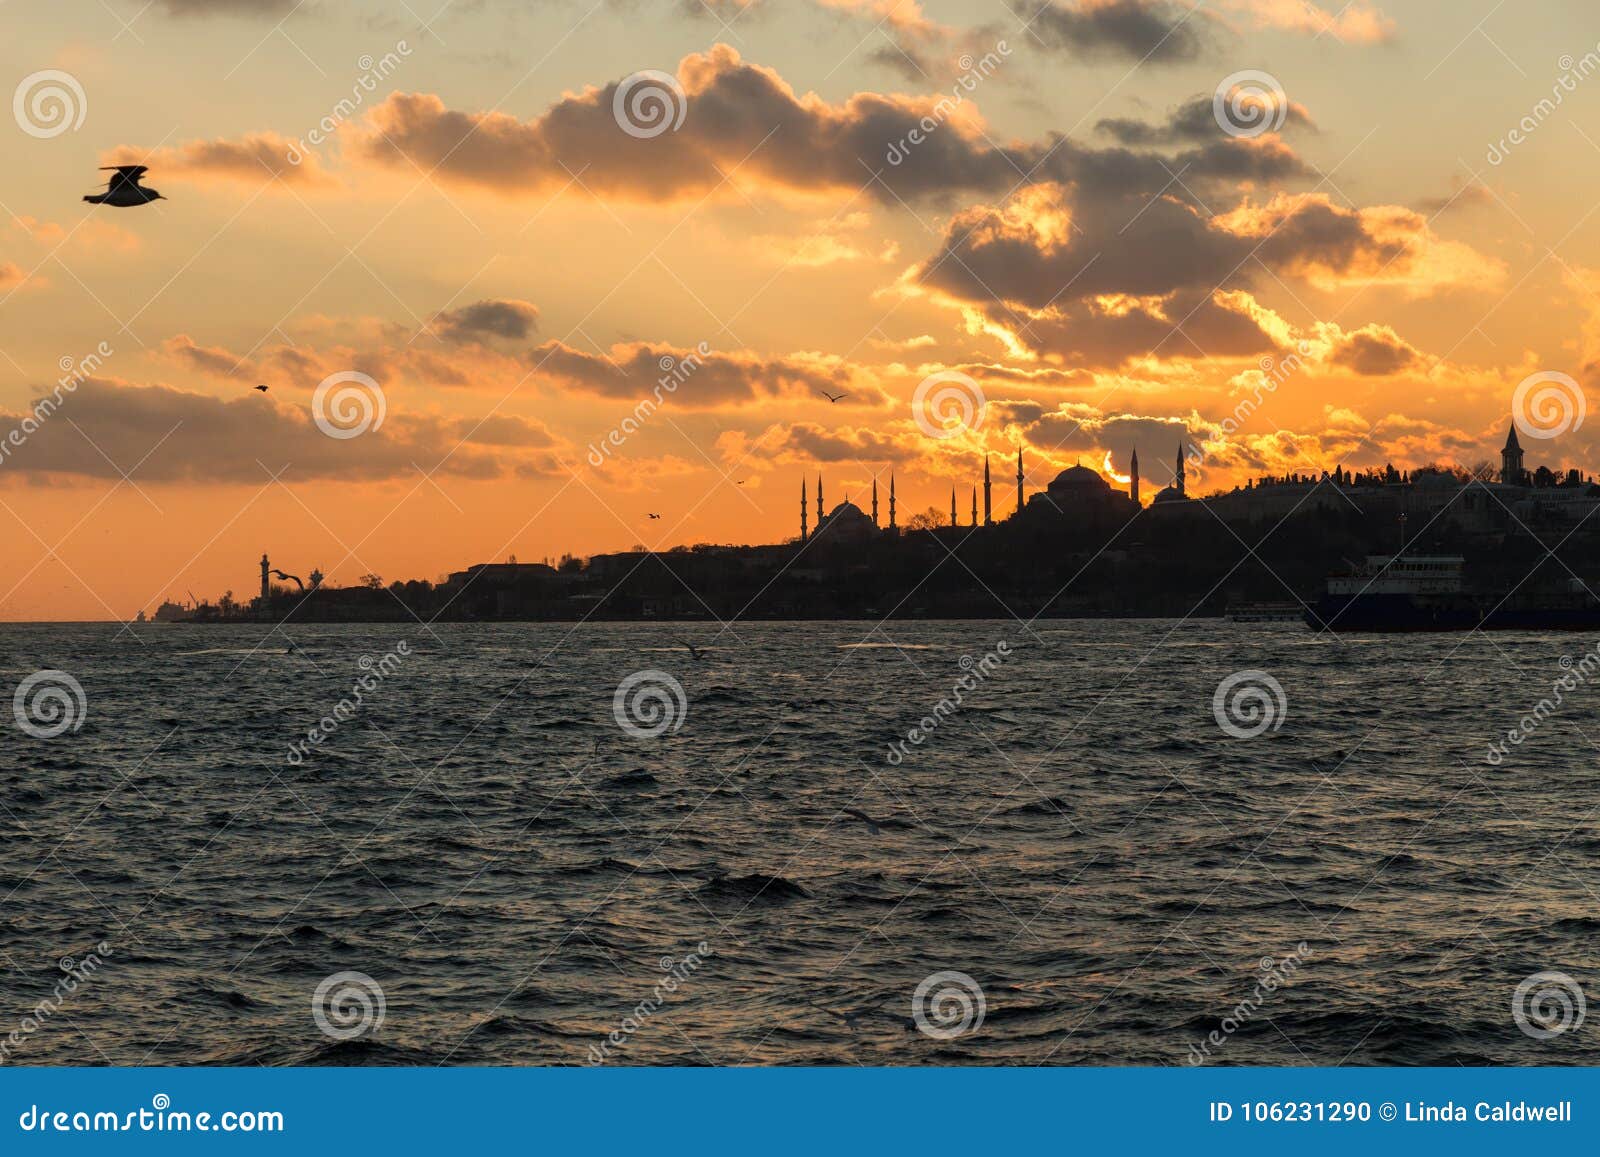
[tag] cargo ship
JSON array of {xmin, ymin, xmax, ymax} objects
[{"xmin": 1305, "ymin": 555, "xmax": 1600, "ymax": 632}]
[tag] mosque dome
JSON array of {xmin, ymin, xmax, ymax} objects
[
  {"xmin": 1048, "ymin": 464, "xmax": 1110, "ymax": 494},
  {"xmin": 1151, "ymin": 484, "xmax": 1188, "ymax": 504},
  {"xmin": 815, "ymin": 499, "xmax": 878, "ymax": 541}
]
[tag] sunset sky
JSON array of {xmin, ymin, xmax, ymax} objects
[{"xmin": 4, "ymin": 0, "xmax": 1600, "ymax": 620}]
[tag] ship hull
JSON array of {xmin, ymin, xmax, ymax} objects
[{"xmin": 1307, "ymin": 594, "xmax": 1600, "ymax": 632}]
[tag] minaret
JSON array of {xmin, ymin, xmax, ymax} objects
[
  {"xmin": 950, "ymin": 486, "xmax": 957, "ymax": 529},
  {"xmin": 871, "ymin": 477, "xmax": 879, "ymax": 526},
  {"xmin": 1501, "ymin": 423, "xmax": 1525, "ymax": 486},
  {"xmin": 1130, "ymin": 446, "xmax": 1141, "ymax": 506},
  {"xmin": 889, "ymin": 473, "xmax": 897, "ymax": 531},
  {"xmin": 1175, "ymin": 441, "xmax": 1186, "ymax": 497},
  {"xmin": 260, "ymin": 553, "xmax": 270, "ymax": 603},
  {"xmin": 983, "ymin": 456, "xmax": 992, "ymax": 525},
  {"xmin": 800, "ymin": 477, "xmax": 808, "ymax": 541},
  {"xmin": 1016, "ymin": 446, "xmax": 1025, "ymax": 514},
  {"xmin": 971, "ymin": 487, "xmax": 978, "ymax": 527},
  {"xmin": 817, "ymin": 473, "xmax": 824, "ymax": 516}
]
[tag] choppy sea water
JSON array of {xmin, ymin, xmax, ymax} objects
[{"xmin": 2, "ymin": 618, "xmax": 1597, "ymax": 1067}]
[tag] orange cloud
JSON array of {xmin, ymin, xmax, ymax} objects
[{"xmin": 103, "ymin": 131, "xmax": 332, "ymax": 188}]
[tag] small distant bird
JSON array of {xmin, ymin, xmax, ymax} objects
[
  {"xmin": 840, "ymin": 807, "xmax": 882, "ymax": 835},
  {"xmin": 820, "ymin": 389, "xmax": 848, "ymax": 404},
  {"xmin": 647, "ymin": 513, "xmax": 662, "ymax": 520},
  {"xmin": 84, "ymin": 165, "xmax": 164, "ymax": 208},
  {"xmin": 254, "ymin": 384, "xmax": 269, "ymax": 392},
  {"xmin": 678, "ymin": 639, "xmax": 707, "ymax": 661}
]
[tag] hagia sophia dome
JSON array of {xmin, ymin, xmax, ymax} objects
[{"xmin": 1047, "ymin": 463, "xmax": 1112, "ymax": 498}]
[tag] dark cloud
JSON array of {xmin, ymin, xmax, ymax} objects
[
  {"xmin": 356, "ymin": 46, "xmax": 1288, "ymax": 208},
  {"xmin": 1028, "ymin": 0, "xmax": 1206, "ymax": 63},
  {"xmin": 1328, "ymin": 325, "xmax": 1422, "ymax": 376},
  {"xmin": 533, "ymin": 339, "xmax": 886, "ymax": 408},
  {"xmin": 435, "ymin": 299, "xmax": 541, "ymax": 344},
  {"xmin": 910, "ymin": 187, "xmax": 1487, "ymax": 366},
  {"xmin": 754, "ymin": 421, "xmax": 922, "ymax": 463},
  {"xmin": 1097, "ymin": 92, "xmax": 1315, "ymax": 146},
  {"xmin": 0, "ymin": 379, "xmax": 563, "ymax": 483},
  {"xmin": 153, "ymin": 0, "xmax": 296, "ymax": 15}
]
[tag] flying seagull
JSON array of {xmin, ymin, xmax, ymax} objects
[
  {"xmin": 678, "ymin": 639, "xmax": 707, "ymax": 661},
  {"xmin": 819, "ymin": 389, "xmax": 848, "ymax": 403},
  {"xmin": 647, "ymin": 513, "xmax": 662, "ymax": 520},
  {"xmin": 840, "ymin": 807, "xmax": 882, "ymax": 835},
  {"xmin": 270, "ymin": 569, "xmax": 305, "ymax": 592},
  {"xmin": 84, "ymin": 165, "xmax": 164, "ymax": 208},
  {"xmin": 254, "ymin": 384, "xmax": 269, "ymax": 392}
]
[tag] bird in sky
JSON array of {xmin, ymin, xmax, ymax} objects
[
  {"xmin": 254, "ymin": 384, "xmax": 269, "ymax": 392},
  {"xmin": 820, "ymin": 389, "xmax": 848, "ymax": 403},
  {"xmin": 84, "ymin": 165, "xmax": 164, "ymax": 208},
  {"xmin": 647, "ymin": 513, "xmax": 662, "ymax": 520}
]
